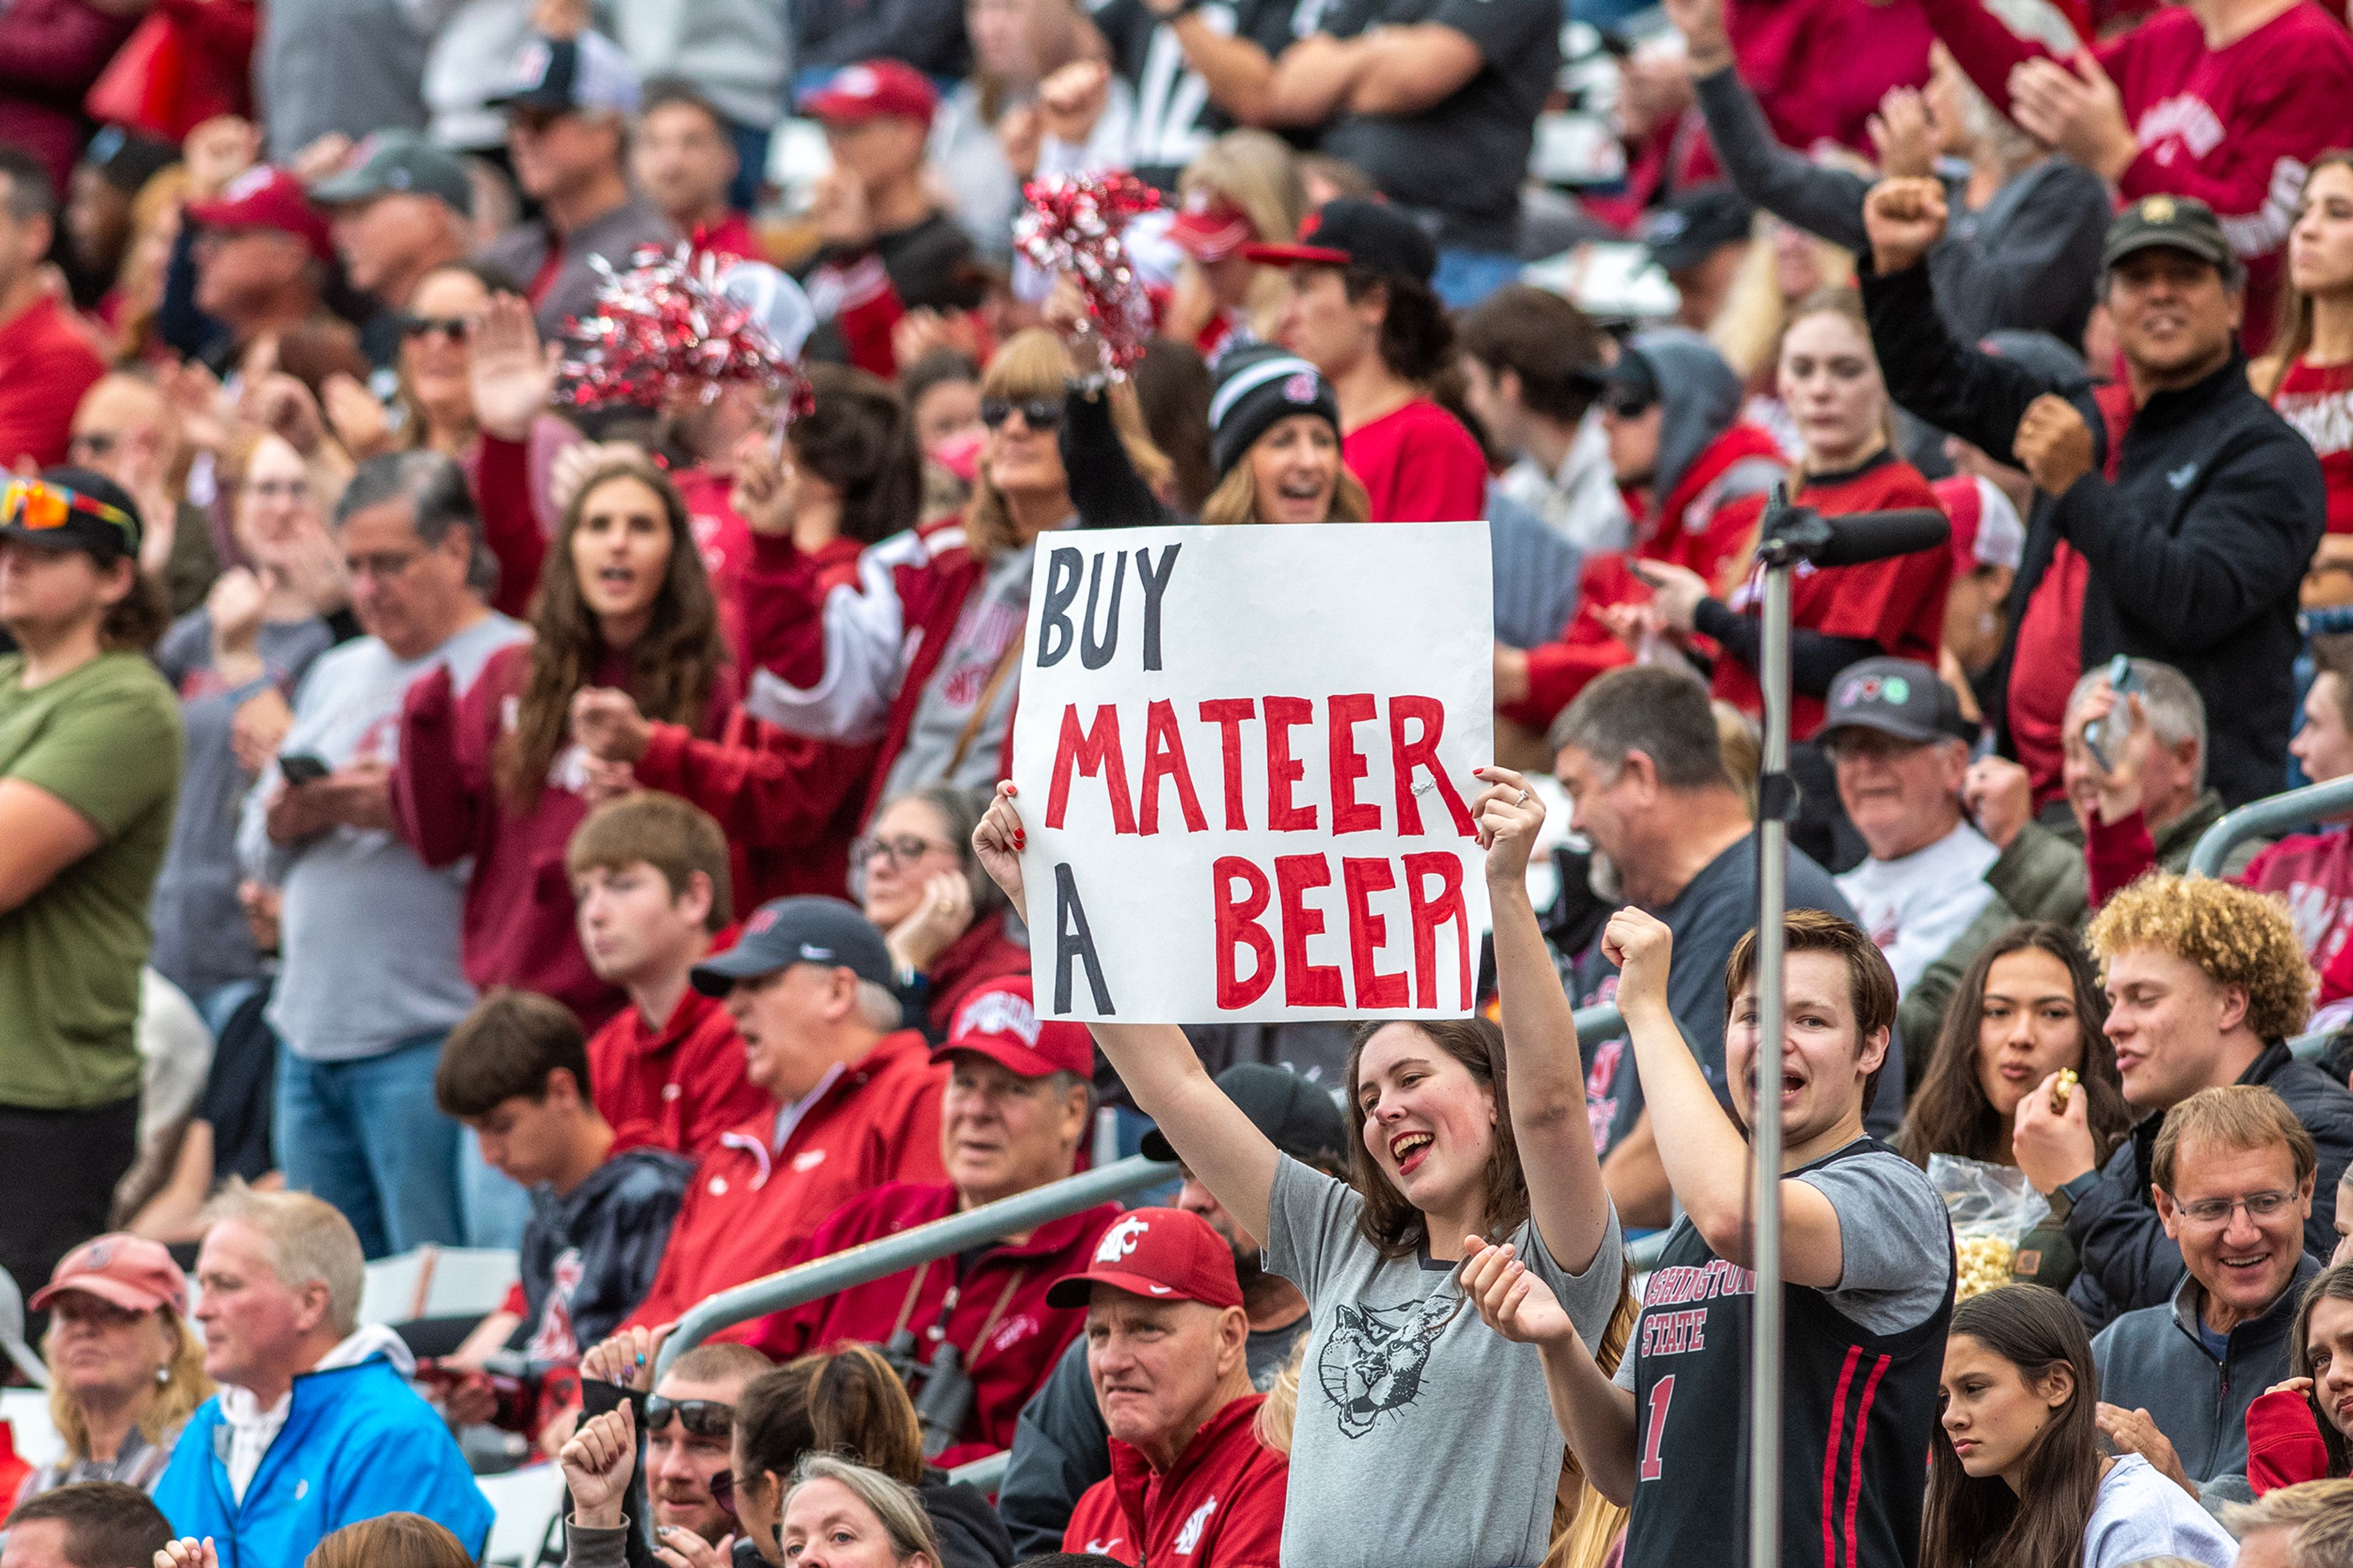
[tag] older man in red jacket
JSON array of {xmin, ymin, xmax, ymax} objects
[
  {"xmin": 1059, "ymin": 1207, "xmax": 1289, "ymax": 1567},
  {"xmin": 621, "ymin": 896, "xmax": 947, "ymax": 1333},
  {"xmin": 742, "ymin": 974, "xmax": 1111, "ymax": 1466}
]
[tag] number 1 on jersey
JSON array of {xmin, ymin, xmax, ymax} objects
[{"xmin": 1639, "ymin": 1373, "xmax": 1675, "ymax": 1482}]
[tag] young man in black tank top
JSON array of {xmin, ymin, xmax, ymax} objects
[{"xmin": 1464, "ymin": 906, "xmax": 1955, "ymax": 1568}]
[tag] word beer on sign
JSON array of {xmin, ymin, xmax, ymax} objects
[{"xmin": 1010, "ymin": 523, "xmax": 1494, "ymax": 1023}]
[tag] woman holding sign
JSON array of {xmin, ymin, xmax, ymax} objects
[{"xmin": 971, "ymin": 770, "xmax": 1625, "ymax": 1568}]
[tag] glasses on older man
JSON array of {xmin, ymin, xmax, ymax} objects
[{"xmin": 2172, "ymin": 1189, "xmax": 2300, "ymax": 1227}]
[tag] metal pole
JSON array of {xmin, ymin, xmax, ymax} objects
[{"xmin": 1748, "ymin": 559, "xmax": 1791, "ymax": 1568}]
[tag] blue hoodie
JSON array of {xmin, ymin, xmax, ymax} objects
[{"xmin": 154, "ymin": 1349, "xmax": 493, "ymax": 1568}]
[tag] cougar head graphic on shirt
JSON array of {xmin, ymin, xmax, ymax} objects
[{"xmin": 1317, "ymin": 1292, "xmax": 1457, "ymax": 1437}]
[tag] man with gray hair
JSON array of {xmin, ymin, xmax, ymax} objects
[
  {"xmin": 1553, "ymin": 664, "xmax": 1863, "ymax": 1228},
  {"xmin": 153, "ymin": 1187, "xmax": 491, "ymax": 1562},
  {"xmin": 235, "ymin": 453, "xmax": 526, "ymax": 1259},
  {"xmin": 615, "ymin": 896, "xmax": 950, "ymax": 1333},
  {"xmin": 2229, "ymin": 1480, "xmax": 2353, "ymax": 1567}
]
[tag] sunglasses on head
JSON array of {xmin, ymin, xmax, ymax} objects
[
  {"xmin": 1, "ymin": 477, "xmax": 138, "ymax": 547},
  {"xmin": 646, "ymin": 1395, "xmax": 734, "ymax": 1439},
  {"xmin": 398, "ymin": 314, "xmax": 476, "ymax": 343},
  {"xmin": 980, "ymin": 396, "xmax": 1063, "ymax": 432}
]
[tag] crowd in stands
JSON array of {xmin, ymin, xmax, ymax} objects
[{"xmin": 11, "ymin": 0, "xmax": 2353, "ymax": 1560}]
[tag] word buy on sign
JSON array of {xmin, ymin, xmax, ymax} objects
[{"xmin": 1010, "ymin": 522, "xmax": 1494, "ymax": 1023}]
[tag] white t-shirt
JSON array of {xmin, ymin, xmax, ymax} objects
[
  {"xmin": 2082, "ymin": 1453, "xmax": 2236, "ymax": 1567},
  {"xmin": 1836, "ymin": 820, "xmax": 2000, "ymax": 994}
]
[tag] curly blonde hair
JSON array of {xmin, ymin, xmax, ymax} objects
[{"xmin": 2086, "ymin": 874, "xmax": 2314, "ymax": 1042}]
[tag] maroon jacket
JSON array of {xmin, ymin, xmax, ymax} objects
[{"xmin": 0, "ymin": 0, "xmax": 134, "ymax": 197}]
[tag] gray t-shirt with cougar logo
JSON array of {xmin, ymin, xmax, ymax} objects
[{"xmin": 1264, "ymin": 1153, "xmax": 1624, "ymax": 1567}]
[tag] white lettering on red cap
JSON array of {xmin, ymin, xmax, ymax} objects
[
  {"xmin": 222, "ymin": 166, "xmax": 275, "ymax": 203},
  {"xmin": 956, "ymin": 988, "xmax": 1041, "ymax": 1047},
  {"xmin": 836, "ymin": 64, "xmax": 878, "ymax": 97},
  {"xmin": 1095, "ymin": 1214, "xmax": 1151, "ymax": 1262}
]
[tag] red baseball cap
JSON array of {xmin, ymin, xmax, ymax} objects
[
  {"xmin": 1047, "ymin": 1208, "xmax": 1243, "ymax": 1310},
  {"xmin": 1169, "ymin": 192, "xmax": 1256, "ymax": 263},
  {"xmin": 801, "ymin": 61, "xmax": 939, "ymax": 128},
  {"xmin": 1931, "ymin": 473, "xmax": 2025, "ymax": 574},
  {"xmin": 187, "ymin": 166, "xmax": 336, "ymax": 265},
  {"xmin": 932, "ymin": 974, "xmax": 1094, "ymax": 1079},
  {"xmin": 31, "ymin": 1233, "xmax": 189, "ymax": 1316}
]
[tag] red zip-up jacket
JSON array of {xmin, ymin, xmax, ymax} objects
[
  {"xmin": 586, "ymin": 986, "xmax": 768, "ymax": 1159},
  {"xmin": 623, "ymin": 1031, "xmax": 949, "ymax": 1332},
  {"xmin": 2248, "ymin": 1385, "xmax": 2336, "ymax": 1494},
  {"xmin": 1922, "ymin": 0, "xmax": 2353, "ymax": 354},
  {"xmin": 390, "ymin": 642, "xmax": 738, "ymax": 1030},
  {"xmin": 739, "ymin": 518, "xmax": 1013, "ymax": 827},
  {"xmin": 1062, "ymin": 1394, "xmax": 1289, "ymax": 1568},
  {"xmin": 1506, "ymin": 423, "xmax": 1787, "ymax": 731},
  {"xmin": 743, "ymin": 1180, "xmax": 1116, "ymax": 1468}
]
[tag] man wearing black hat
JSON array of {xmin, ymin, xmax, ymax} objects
[
  {"xmin": 0, "ymin": 468, "xmax": 180, "ymax": 1328},
  {"xmin": 1821, "ymin": 658, "xmax": 2085, "ymax": 1061},
  {"xmin": 1244, "ymin": 200, "xmax": 1488, "ymax": 524},
  {"xmin": 615, "ymin": 896, "xmax": 950, "ymax": 1333},
  {"xmin": 1860, "ymin": 178, "xmax": 2325, "ymax": 815},
  {"xmin": 996, "ymin": 1063, "xmax": 1346, "ymax": 1556},
  {"xmin": 1642, "ymin": 184, "xmax": 1754, "ymax": 332}
]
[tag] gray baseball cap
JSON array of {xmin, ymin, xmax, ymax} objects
[
  {"xmin": 1821, "ymin": 657, "xmax": 1971, "ymax": 746},
  {"xmin": 311, "ymin": 131, "xmax": 474, "ymax": 218},
  {"xmin": 690, "ymin": 896, "xmax": 895, "ymax": 994}
]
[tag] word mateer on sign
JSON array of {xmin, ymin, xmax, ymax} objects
[{"xmin": 1012, "ymin": 522, "xmax": 1494, "ymax": 1026}]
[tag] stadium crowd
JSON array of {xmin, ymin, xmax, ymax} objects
[{"xmin": 7, "ymin": 0, "xmax": 2353, "ymax": 1561}]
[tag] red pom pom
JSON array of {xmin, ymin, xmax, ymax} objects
[
  {"xmin": 1012, "ymin": 173, "xmax": 1162, "ymax": 375},
  {"xmin": 556, "ymin": 244, "xmax": 814, "ymax": 423}
]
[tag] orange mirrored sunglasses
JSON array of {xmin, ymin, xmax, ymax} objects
[{"xmin": 1, "ymin": 477, "xmax": 140, "ymax": 546}]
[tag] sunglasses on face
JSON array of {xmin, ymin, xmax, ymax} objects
[
  {"xmin": 1, "ymin": 477, "xmax": 138, "ymax": 546},
  {"xmin": 1604, "ymin": 394, "xmax": 1656, "ymax": 421},
  {"xmin": 399, "ymin": 314, "xmax": 477, "ymax": 343},
  {"xmin": 707, "ymin": 1467, "xmax": 740, "ymax": 1519},
  {"xmin": 646, "ymin": 1395, "xmax": 734, "ymax": 1439},
  {"xmin": 980, "ymin": 397, "xmax": 1062, "ymax": 432}
]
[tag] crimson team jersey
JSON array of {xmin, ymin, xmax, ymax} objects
[
  {"xmin": 1924, "ymin": 0, "xmax": 2353, "ymax": 351},
  {"xmin": 1621, "ymin": 1138, "xmax": 1954, "ymax": 1568},
  {"xmin": 1707, "ymin": 454, "xmax": 1952, "ymax": 739},
  {"xmin": 2275, "ymin": 357, "xmax": 2353, "ymax": 535},
  {"xmin": 1342, "ymin": 398, "xmax": 1488, "ymax": 523}
]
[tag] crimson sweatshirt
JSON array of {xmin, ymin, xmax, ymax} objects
[{"xmin": 1922, "ymin": 0, "xmax": 2353, "ymax": 353}]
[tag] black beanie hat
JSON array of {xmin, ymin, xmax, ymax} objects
[{"xmin": 1207, "ymin": 346, "xmax": 1341, "ymax": 479}]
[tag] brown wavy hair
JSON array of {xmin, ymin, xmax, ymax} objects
[
  {"xmin": 736, "ymin": 1343, "xmax": 925, "ymax": 1487},
  {"xmin": 1895, "ymin": 922, "xmax": 2131, "ymax": 1170},
  {"xmin": 2263, "ymin": 151, "xmax": 2353, "ymax": 399},
  {"xmin": 1920, "ymin": 1284, "xmax": 2104, "ymax": 1568},
  {"xmin": 306, "ymin": 1513, "xmax": 474, "ymax": 1568},
  {"xmin": 1342, "ymin": 1017, "xmax": 1529, "ymax": 1260},
  {"xmin": 2290, "ymin": 1263, "xmax": 2353, "ymax": 1480},
  {"xmin": 493, "ymin": 458, "xmax": 725, "ymax": 808}
]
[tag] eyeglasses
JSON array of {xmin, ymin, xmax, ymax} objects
[
  {"xmin": 980, "ymin": 397, "xmax": 1063, "ymax": 433},
  {"xmin": 1, "ymin": 477, "xmax": 138, "ymax": 547},
  {"xmin": 850, "ymin": 833, "xmax": 957, "ymax": 869},
  {"xmin": 1603, "ymin": 394, "xmax": 1655, "ymax": 421},
  {"xmin": 398, "ymin": 314, "xmax": 477, "ymax": 343},
  {"xmin": 243, "ymin": 478, "xmax": 313, "ymax": 504},
  {"xmin": 646, "ymin": 1395, "xmax": 735, "ymax": 1439},
  {"xmin": 2172, "ymin": 1189, "xmax": 2300, "ymax": 1226}
]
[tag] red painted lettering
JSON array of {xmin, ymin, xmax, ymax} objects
[
  {"xmin": 1327, "ymin": 693, "xmax": 1380, "ymax": 834},
  {"xmin": 1137, "ymin": 699, "xmax": 1207, "ymax": 835},
  {"xmin": 1341, "ymin": 857, "xmax": 1409, "ymax": 1010},
  {"xmin": 1274, "ymin": 854, "xmax": 1347, "ymax": 1007},
  {"xmin": 1264, "ymin": 696, "xmax": 1316, "ymax": 831},
  {"xmin": 1389, "ymin": 695, "xmax": 1475, "ymax": 836},
  {"xmin": 1212, "ymin": 856, "xmax": 1276, "ymax": 1008},
  {"xmin": 1403, "ymin": 851, "xmax": 1471, "ymax": 1009},
  {"xmin": 1045, "ymin": 704, "xmax": 1136, "ymax": 833},
  {"xmin": 1198, "ymin": 699, "xmax": 1256, "ymax": 831}
]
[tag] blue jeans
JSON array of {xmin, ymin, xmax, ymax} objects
[
  {"xmin": 727, "ymin": 119, "xmax": 771, "ymax": 213},
  {"xmin": 275, "ymin": 1033, "xmax": 464, "ymax": 1259},
  {"xmin": 460, "ymin": 1128, "xmax": 533, "ymax": 1249},
  {"xmin": 1432, "ymin": 249, "xmax": 1524, "ymax": 309}
]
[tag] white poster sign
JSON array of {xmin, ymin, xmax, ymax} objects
[{"xmin": 1010, "ymin": 522, "xmax": 1494, "ymax": 1023}]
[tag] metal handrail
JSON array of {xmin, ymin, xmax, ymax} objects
[
  {"xmin": 654, "ymin": 1154, "xmax": 1177, "ymax": 1381},
  {"xmin": 2188, "ymin": 775, "xmax": 2353, "ymax": 876},
  {"xmin": 655, "ymin": 1002, "xmax": 1629, "ymax": 1380}
]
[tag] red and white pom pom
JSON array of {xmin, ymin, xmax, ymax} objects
[
  {"xmin": 1012, "ymin": 172, "xmax": 1162, "ymax": 376},
  {"xmin": 556, "ymin": 244, "xmax": 814, "ymax": 422}
]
